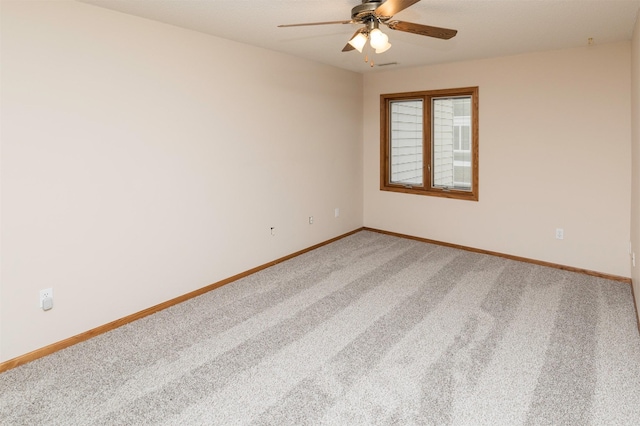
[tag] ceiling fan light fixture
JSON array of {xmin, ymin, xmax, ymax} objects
[{"xmin": 348, "ymin": 32, "xmax": 367, "ymax": 53}]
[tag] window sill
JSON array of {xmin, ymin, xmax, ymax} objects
[{"xmin": 380, "ymin": 184, "xmax": 479, "ymax": 201}]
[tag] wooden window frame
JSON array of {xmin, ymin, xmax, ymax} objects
[{"xmin": 380, "ymin": 86, "xmax": 479, "ymax": 201}]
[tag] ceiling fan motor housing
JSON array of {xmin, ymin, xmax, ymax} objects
[{"xmin": 351, "ymin": 1, "xmax": 388, "ymax": 22}]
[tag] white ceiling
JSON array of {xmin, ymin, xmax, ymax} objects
[{"xmin": 80, "ymin": 0, "xmax": 640, "ymax": 73}]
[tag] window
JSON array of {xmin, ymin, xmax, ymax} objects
[{"xmin": 380, "ymin": 87, "xmax": 479, "ymax": 201}]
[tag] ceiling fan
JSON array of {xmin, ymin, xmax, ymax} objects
[{"xmin": 278, "ymin": 0, "xmax": 457, "ymax": 63}]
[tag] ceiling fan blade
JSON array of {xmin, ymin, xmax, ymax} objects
[
  {"xmin": 342, "ymin": 28, "xmax": 365, "ymax": 52},
  {"xmin": 375, "ymin": 0, "xmax": 421, "ymax": 18},
  {"xmin": 386, "ymin": 20, "xmax": 457, "ymax": 39},
  {"xmin": 342, "ymin": 43, "xmax": 355, "ymax": 52},
  {"xmin": 278, "ymin": 20, "xmax": 353, "ymax": 28}
]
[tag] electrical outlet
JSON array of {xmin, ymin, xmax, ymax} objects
[
  {"xmin": 633, "ymin": 252, "xmax": 636, "ymax": 268},
  {"xmin": 335, "ymin": 208, "xmax": 340, "ymax": 218},
  {"xmin": 555, "ymin": 228, "xmax": 564, "ymax": 240},
  {"xmin": 270, "ymin": 227, "xmax": 275, "ymax": 236},
  {"xmin": 309, "ymin": 216, "xmax": 313, "ymax": 225},
  {"xmin": 39, "ymin": 288, "xmax": 53, "ymax": 309}
]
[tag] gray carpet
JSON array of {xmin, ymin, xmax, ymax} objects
[{"xmin": 2, "ymin": 230, "xmax": 640, "ymax": 425}]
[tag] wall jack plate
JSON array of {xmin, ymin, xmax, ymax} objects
[{"xmin": 40, "ymin": 288, "xmax": 53, "ymax": 311}]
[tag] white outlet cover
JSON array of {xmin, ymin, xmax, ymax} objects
[{"xmin": 39, "ymin": 288, "xmax": 53, "ymax": 308}]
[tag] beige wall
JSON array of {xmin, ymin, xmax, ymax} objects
[
  {"xmin": 632, "ymin": 12, "xmax": 640, "ymax": 310},
  {"xmin": 0, "ymin": 1, "xmax": 363, "ymax": 362},
  {"xmin": 364, "ymin": 43, "xmax": 631, "ymax": 278}
]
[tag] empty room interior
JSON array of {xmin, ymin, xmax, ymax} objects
[{"xmin": 2, "ymin": 0, "xmax": 640, "ymax": 423}]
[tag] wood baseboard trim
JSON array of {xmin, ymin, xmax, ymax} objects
[
  {"xmin": 631, "ymin": 280, "xmax": 640, "ymax": 335},
  {"xmin": 0, "ymin": 228, "xmax": 364, "ymax": 374},
  {"xmin": 363, "ymin": 227, "xmax": 633, "ymax": 285}
]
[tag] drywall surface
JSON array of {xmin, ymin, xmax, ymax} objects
[
  {"xmin": 364, "ymin": 42, "xmax": 631, "ymax": 278},
  {"xmin": 0, "ymin": 1, "xmax": 363, "ymax": 362},
  {"xmin": 632, "ymin": 12, "xmax": 640, "ymax": 310}
]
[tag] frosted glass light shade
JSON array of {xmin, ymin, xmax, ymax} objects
[
  {"xmin": 375, "ymin": 42, "xmax": 391, "ymax": 54},
  {"xmin": 369, "ymin": 29, "xmax": 388, "ymax": 50},
  {"xmin": 348, "ymin": 33, "xmax": 367, "ymax": 53}
]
